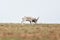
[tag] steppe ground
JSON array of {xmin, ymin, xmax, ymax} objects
[{"xmin": 0, "ymin": 23, "xmax": 60, "ymax": 40}]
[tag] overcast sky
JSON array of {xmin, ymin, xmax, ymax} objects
[{"xmin": 0, "ymin": 0, "xmax": 60, "ymax": 23}]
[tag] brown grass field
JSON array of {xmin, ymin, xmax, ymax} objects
[{"xmin": 0, "ymin": 23, "xmax": 60, "ymax": 40}]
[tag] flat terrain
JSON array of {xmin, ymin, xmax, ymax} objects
[{"xmin": 0, "ymin": 23, "xmax": 60, "ymax": 40}]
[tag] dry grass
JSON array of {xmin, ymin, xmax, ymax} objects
[{"xmin": 0, "ymin": 23, "xmax": 60, "ymax": 40}]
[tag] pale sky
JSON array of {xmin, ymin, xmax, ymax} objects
[{"xmin": 0, "ymin": 0, "xmax": 60, "ymax": 23}]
